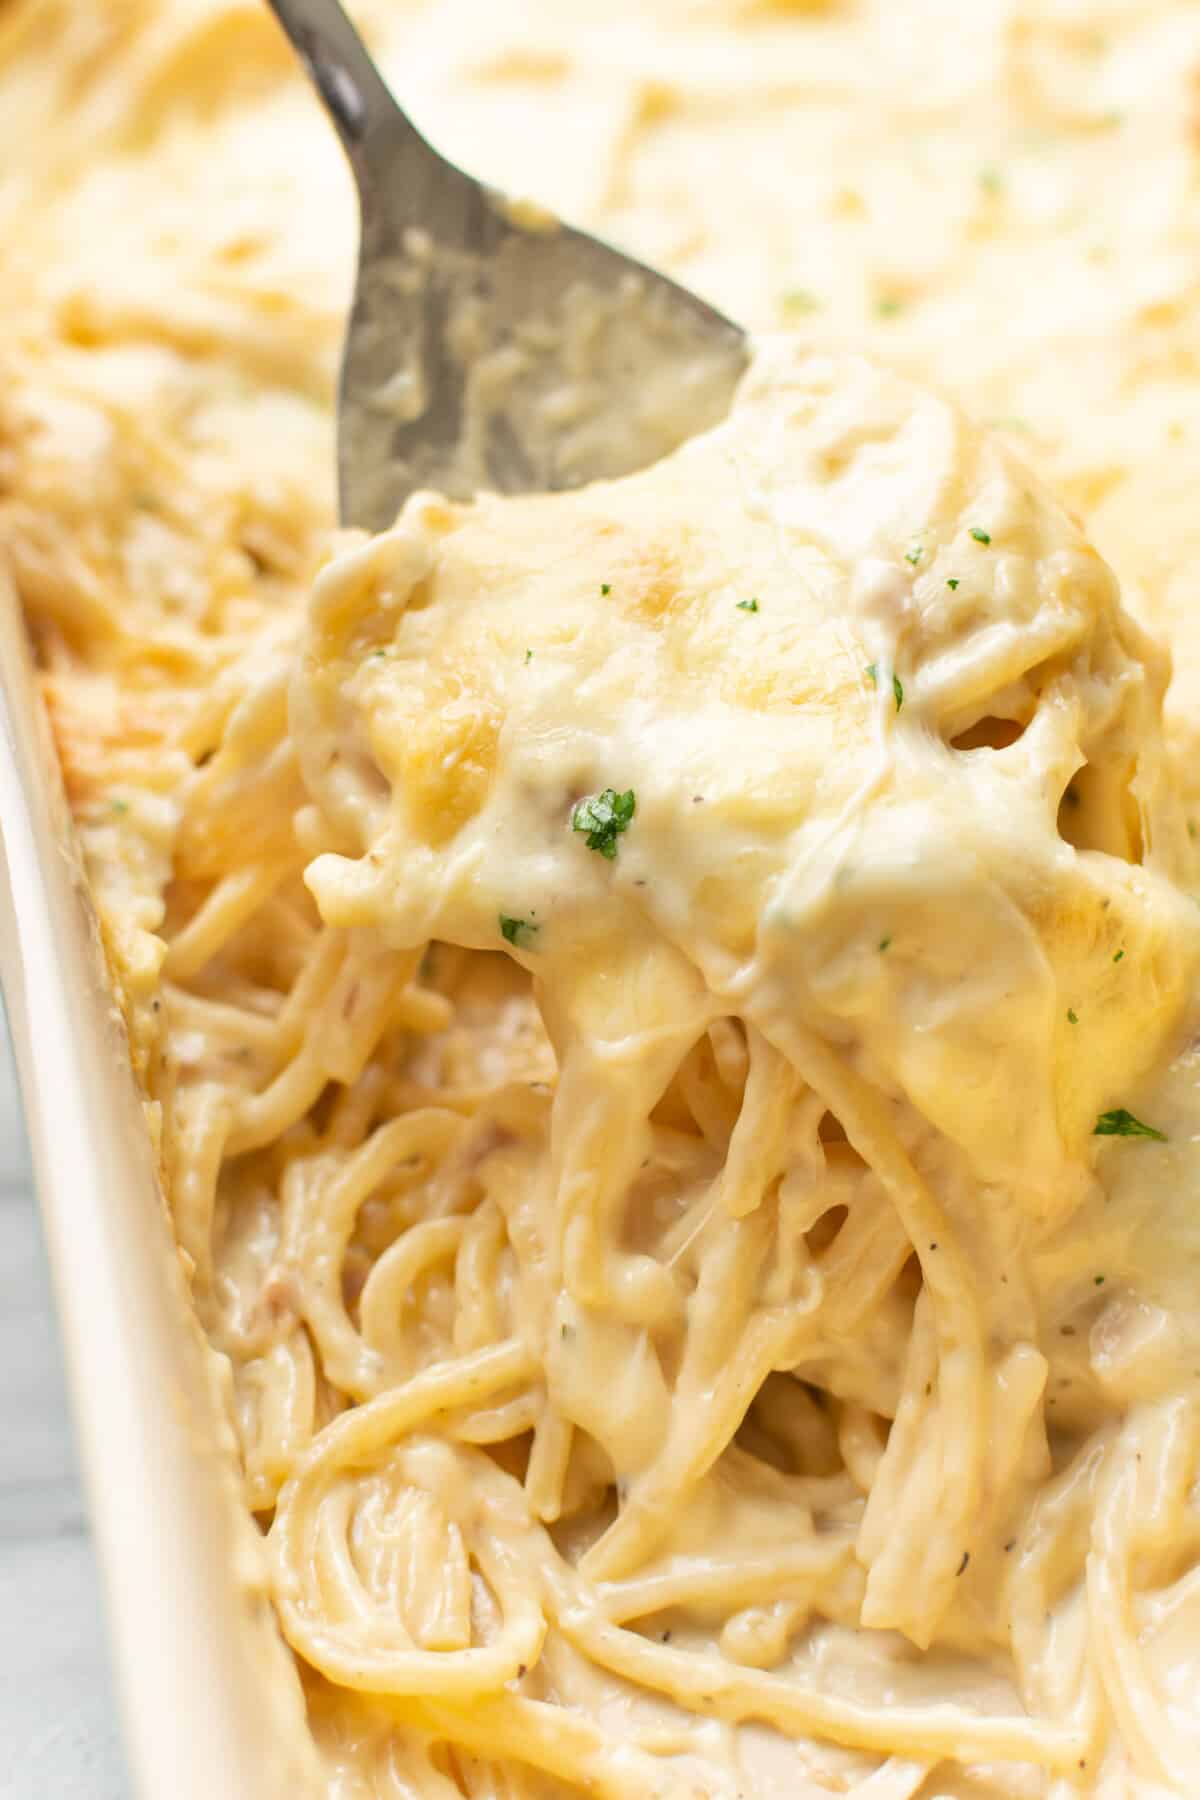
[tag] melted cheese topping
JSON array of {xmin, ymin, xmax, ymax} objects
[{"xmin": 7, "ymin": 4, "xmax": 1200, "ymax": 1797}]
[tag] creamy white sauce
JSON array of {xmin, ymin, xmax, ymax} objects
[{"xmin": 7, "ymin": 3, "xmax": 1200, "ymax": 1796}]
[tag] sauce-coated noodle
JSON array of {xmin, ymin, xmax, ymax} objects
[{"xmin": 8, "ymin": 5, "xmax": 1200, "ymax": 1796}]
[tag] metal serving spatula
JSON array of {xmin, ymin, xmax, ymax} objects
[{"xmin": 264, "ymin": 0, "xmax": 748, "ymax": 533}]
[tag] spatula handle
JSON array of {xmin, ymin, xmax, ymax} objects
[{"xmin": 263, "ymin": 0, "xmax": 415, "ymax": 193}]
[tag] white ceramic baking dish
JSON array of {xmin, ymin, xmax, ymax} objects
[{"xmin": 0, "ymin": 564, "xmax": 323, "ymax": 1800}]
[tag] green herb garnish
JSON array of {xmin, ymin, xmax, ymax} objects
[
  {"xmin": 499, "ymin": 914, "xmax": 539, "ymax": 949},
  {"xmin": 1094, "ymin": 1108, "xmax": 1166, "ymax": 1142},
  {"xmin": 600, "ymin": 583, "xmax": 611, "ymax": 596},
  {"xmin": 970, "ymin": 527, "xmax": 992, "ymax": 545},
  {"xmin": 1067, "ymin": 1009, "xmax": 1078, "ymax": 1023},
  {"xmin": 1094, "ymin": 1274, "xmax": 1105, "ymax": 1286},
  {"xmin": 571, "ymin": 788, "xmax": 636, "ymax": 859},
  {"xmin": 736, "ymin": 597, "xmax": 759, "ymax": 613},
  {"xmin": 905, "ymin": 545, "xmax": 923, "ymax": 567},
  {"xmin": 111, "ymin": 799, "xmax": 129, "ymax": 815},
  {"xmin": 524, "ymin": 648, "xmax": 533, "ymax": 664},
  {"xmin": 879, "ymin": 935, "xmax": 892, "ymax": 952},
  {"xmin": 864, "ymin": 664, "xmax": 904, "ymax": 712},
  {"xmin": 947, "ymin": 577, "xmax": 960, "ymax": 590},
  {"xmin": 1113, "ymin": 948, "xmax": 1125, "ymax": 963},
  {"xmin": 876, "ymin": 296, "xmax": 904, "ymax": 318}
]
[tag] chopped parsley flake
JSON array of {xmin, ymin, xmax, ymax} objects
[
  {"xmin": 524, "ymin": 648, "xmax": 533, "ymax": 664},
  {"xmin": 571, "ymin": 787, "xmax": 636, "ymax": 859},
  {"xmin": 969, "ymin": 527, "xmax": 992, "ymax": 545},
  {"xmin": 1067, "ymin": 1008, "xmax": 1078, "ymax": 1023},
  {"xmin": 499, "ymin": 914, "xmax": 539, "ymax": 949},
  {"xmin": 1113, "ymin": 948, "xmax": 1125, "ymax": 963},
  {"xmin": 946, "ymin": 577, "xmax": 960, "ymax": 590},
  {"xmin": 1094, "ymin": 1108, "xmax": 1167, "ymax": 1143},
  {"xmin": 736, "ymin": 597, "xmax": 759, "ymax": 612},
  {"xmin": 864, "ymin": 664, "xmax": 904, "ymax": 712},
  {"xmin": 1094, "ymin": 1274, "xmax": 1105, "ymax": 1286},
  {"xmin": 1189, "ymin": 819, "xmax": 1198, "ymax": 841},
  {"xmin": 600, "ymin": 583, "xmax": 611, "ymax": 596},
  {"xmin": 905, "ymin": 545, "xmax": 923, "ymax": 567},
  {"xmin": 879, "ymin": 935, "xmax": 892, "ymax": 952}
]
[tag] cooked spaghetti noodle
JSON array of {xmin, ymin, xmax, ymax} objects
[{"xmin": 7, "ymin": 4, "xmax": 1200, "ymax": 1797}]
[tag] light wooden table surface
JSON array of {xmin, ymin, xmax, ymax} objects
[{"xmin": 0, "ymin": 1015, "xmax": 128, "ymax": 1798}]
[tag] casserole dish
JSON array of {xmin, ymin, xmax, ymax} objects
[
  {"xmin": 9, "ymin": 7, "xmax": 1200, "ymax": 1796},
  {"xmin": 0, "ymin": 561, "xmax": 320, "ymax": 1800}
]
